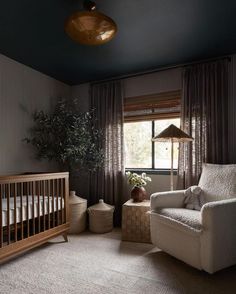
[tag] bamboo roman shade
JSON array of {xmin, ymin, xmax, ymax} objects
[{"xmin": 124, "ymin": 90, "xmax": 181, "ymax": 122}]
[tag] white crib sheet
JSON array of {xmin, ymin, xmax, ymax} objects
[{"xmin": 1, "ymin": 196, "xmax": 64, "ymax": 227}]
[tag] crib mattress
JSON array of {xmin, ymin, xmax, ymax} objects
[{"xmin": 1, "ymin": 196, "xmax": 64, "ymax": 227}]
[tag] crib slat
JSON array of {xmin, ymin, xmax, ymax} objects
[
  {"xmin": 52, "ymin": 179, "xmax": 55, "ymax": 228},
  {"xmin": 47, "ymin": 180, "xmax": 50, "ymax": 230},
  {"xmin": 60, "ymin": 179, "xmax": 64, "ymax": 225},
  {"xmin": 31, "ymin": 182, "xmax": 35, "ymax": 235},
  {"xmin": 43, "ymin": 180, "xmax": 45, "ymax": 231},
  {"xmin": 20, "ymin": 182, "xmax": 24, "ymax": 240},
  {"xmin": 0, "ymin": 184, "xmax": 3, "ymax": 247},
  {"xmin": 26, "ymin": 182, "xmax": 30, "ymax": 238},
  {"xmin": 14, "ymin": 183, "xmax": 17, "ymax": 242},
  {"xmin": 7, "ymin": 184, "xmax": 10, "ymax": 245},
  {"xmin": 56, "ymin": 179, "xmax": 59, "ymax": 226},
  {"xmin": 37, "ymin": 181, "xmax": 40, "ymax": 233}
]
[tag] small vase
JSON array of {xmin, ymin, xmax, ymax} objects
[{"xmin": 131, "ymin": 186, "xmax": 147, "ymax": 202}]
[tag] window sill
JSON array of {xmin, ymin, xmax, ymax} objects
[{"xmin": 125, "ymin": 168, "xmax": 177, "ymax": 176}]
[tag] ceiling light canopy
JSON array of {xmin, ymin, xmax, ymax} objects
[{"xmin": 65, "ymin": 0, "xmax": 117, "ymax": 46}]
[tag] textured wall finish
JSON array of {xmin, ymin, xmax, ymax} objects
[
  {"xmin": 71, "ymin": 83, "xmax": 90, "ymax": 113},
  {"xmin": 124, "ymin": 68, "xmax": 182, "ymax": 97},
  {"xmin": 0, "ymin": 54, "xmax": 71, "ymax": 175}
]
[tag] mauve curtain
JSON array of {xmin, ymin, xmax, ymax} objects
[
  {"xmin": 89, "ymin": 80, "xmax": 125, "ymax": 225},
  {"xmin": 178, "ymin": 59, "xmax": 230, "ymax": 188}
]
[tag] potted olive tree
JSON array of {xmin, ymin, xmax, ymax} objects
[{"xmin": 25, "ymin": 98, "xmax": 104, "ymax": 188}]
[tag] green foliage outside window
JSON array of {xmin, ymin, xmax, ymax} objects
[{"xmin": 124, "ymin": 118, "xmax": 180, "ymax": 169}]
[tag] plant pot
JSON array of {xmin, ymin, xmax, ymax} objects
[{"xmin": 131, "ymin": 186, "xmax": 147, "ymax": 202}]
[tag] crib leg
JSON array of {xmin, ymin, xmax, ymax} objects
[{"xmin": 63, "ymin": 233, "xmax": 68, "ymax": 242}]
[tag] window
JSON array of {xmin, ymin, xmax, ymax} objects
[
  {"xmin": 154, "ymin": 118, "xmax": 180, "ymax": 169},
  {"xmin": 123, "ymin": 90, "xmax": 181, "ymax": 171},
  {"xmin": 124, "ymin": 121, "xmax": 152, "ymax": 168},
  {"xmin": 124, "ymin": 118, "xmax": 180, "ymax": 170}
]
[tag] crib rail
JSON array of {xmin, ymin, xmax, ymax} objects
[{"xmin": 0, "ymin": 172, "xmax": 69, "ymax": 260}]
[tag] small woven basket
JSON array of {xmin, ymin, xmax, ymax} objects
[
  {"xmin": 69, "ymin": 191, "xmax": 87, "ymax": 234},
  {"xmin": 88, "ymin": 199, "xmax": 114, "ymax": 233}
]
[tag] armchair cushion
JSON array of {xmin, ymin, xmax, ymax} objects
[
  {"xmin": 198, "ymin": 163, "xmax": 236, "ymax": 202},
  {"xmin": 156, "ymin": 208, "xmax": 202, "ymax": 231}
]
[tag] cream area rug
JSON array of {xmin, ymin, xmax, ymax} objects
[{"xmin": 0, "ymin": 229, "xmax": 236, "ymax": 294}]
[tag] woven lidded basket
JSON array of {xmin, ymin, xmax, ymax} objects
[
  {"xmin": 88, "ymin": 199, "xmax": 114, "ymax": 233},
  {"xmin": 69, "ymin": 191, "xmax": 87, "ymax": 234}
]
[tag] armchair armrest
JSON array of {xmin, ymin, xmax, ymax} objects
[
  {"xmin": 150, "ymin": 190, "xmax": 186, "ymax": 211},
  {"xmin": 201, "ymin": 198, "xmax": 236, "ymax": 273},
  {"xmin": 201, "ymin": 198, "xmax": 236, "ymax": 228}
]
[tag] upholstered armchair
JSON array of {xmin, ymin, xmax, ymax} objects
[{"xmin": 150, "ymin": 164, "xmax": 236, "ymax": 273}]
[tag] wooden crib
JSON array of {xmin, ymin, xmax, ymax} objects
[{"xmin": 0, "ymin": 172, "xmax": 69, "ymax": 263}]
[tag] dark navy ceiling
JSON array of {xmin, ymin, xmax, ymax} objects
[{"xmin": 0, "ymin": 0, "xmax": 236, "ymax": 85}]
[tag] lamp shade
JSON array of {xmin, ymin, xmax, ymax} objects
[{"xmin": 152, "ymin": 124, "xmax": 193, "ymax": 142}]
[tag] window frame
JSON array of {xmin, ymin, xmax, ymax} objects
[
  {"xmin": 125, "ymin": 168, "xmax": 178, "ymax": 176},
  {"xmin": 124, "ymin": 118, "xmax": 180, "ymax": 174},
  {"xmin": 124, "ymin": 90, "xmax": 181, "ymax": 173}
]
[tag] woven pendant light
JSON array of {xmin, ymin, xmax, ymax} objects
[{"xmin": 65, "ymin": 0, "xmax": 117, "ymax": 45}]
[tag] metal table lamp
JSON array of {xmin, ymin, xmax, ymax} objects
[{"xmin": 152, "ymin": 124, "xmax": 193, "ymax": 191}]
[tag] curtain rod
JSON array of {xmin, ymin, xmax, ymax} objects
[{"xmin": 90, "ymin": 54, "xmax": 231, "ymax": 85}]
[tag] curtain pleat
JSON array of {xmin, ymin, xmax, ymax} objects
[
  {"xmin": 178, "ymin": 59, "xmax": 230, "ymax": 188},
  {"xmin": 89, "ymin": 81, "xmax": 125, "ymax": 225},
  {"xmin": 228, "ymin": 55, "xmax": 236, "ymax": 163}
]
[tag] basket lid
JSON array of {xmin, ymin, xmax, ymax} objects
[
  {"xmin": 88, "ymin": 199, "xmax": 114, "ymax": 212},
  {"xmin": 69, "ymin": 191, "xmax": 87, "ymax": 204}
]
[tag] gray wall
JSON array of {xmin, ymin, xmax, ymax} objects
[
  {"xmin": 72, "ymin": 83, "xmax": 90, "ymax": 112},
  {"xmin": 124, "ymin": 68, "xmax": 182, "ymax": 97},
  {"xmin": 0, "ymin": 54, "xmax": 71, "ymax": 175}
]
